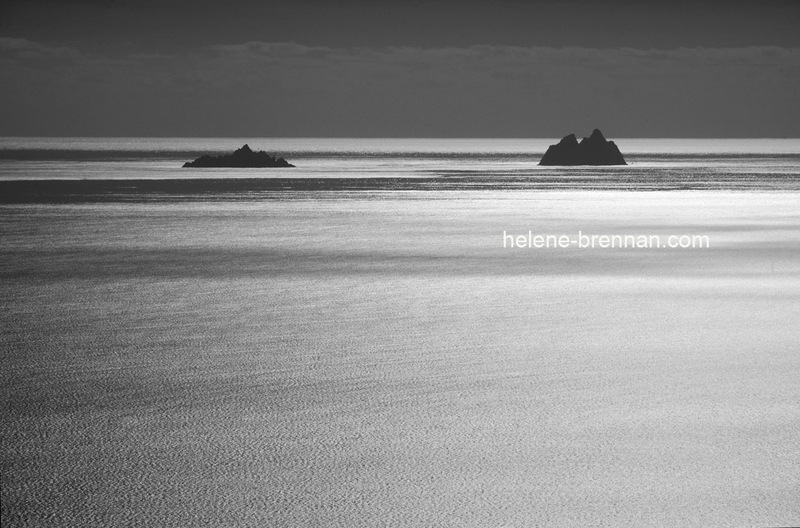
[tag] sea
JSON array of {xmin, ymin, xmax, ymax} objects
[
  {"xmin": 1, "ymin": 137, "xmax": 800, "ymax": 189},
  {"xmin": 1, "ymin": 137, "xmax": 799, "ymax": 527}
]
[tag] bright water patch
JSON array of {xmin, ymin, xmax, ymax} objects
[{"xmin": 2, "ymin": 191, "xmax": 799, "ymax": 526}]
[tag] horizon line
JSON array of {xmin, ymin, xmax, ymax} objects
[{"xmin": 2, "ymin": 135, "xmax": 800, "ymax": 140}]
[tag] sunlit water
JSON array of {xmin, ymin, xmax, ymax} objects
[
  {"xmin": 2, "ymin": 137, "xmax": 800, "ymax": 189},
  {"xmin": 1, "ymin": 139, "xmax": 800, "ymax": 527}
]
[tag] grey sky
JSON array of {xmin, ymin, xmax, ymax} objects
[{"xmin": 1, "ymin": 0, "xmax": 799, "ymax": 137}]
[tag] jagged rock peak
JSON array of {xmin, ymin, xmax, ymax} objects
[
  {"xmin": 183, "ymin": 144, "xmax": 295, "ymax": 168},
  {"xmin": 539, "ymin": 129, "xmax": 626, "ymax": 166}
]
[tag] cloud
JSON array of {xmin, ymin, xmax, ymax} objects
[
  {"xmin": 202, "ymin": 41, "xmax": 800, "ymax": 67},
  {"xmin": 0, "ymin": 37, "xmax": 81, "ymax": 60},
  {"xmin": 1, "ymin": 40, "xmax": 798, "ymax": 136}
]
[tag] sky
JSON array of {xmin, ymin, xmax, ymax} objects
[{"xmin": 1, "ymin": 0, "xmax": 799, "ymax": 137}]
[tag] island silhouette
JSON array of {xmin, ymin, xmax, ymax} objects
[
  {"xmin": 539, "ymin": 129, "xmax": 626, "ymax": 166},
  {"xmin": 183, "ymin": 144, "xmax": 294, "ymax": 168}
]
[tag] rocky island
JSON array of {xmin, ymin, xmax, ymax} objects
[
  {"xmin": 183, "ymin": 144, "xmax": 294, "ymax": 168},
  {"xmin": 539, "ymin": 129, "xmax": 626, "ymax": 166}
]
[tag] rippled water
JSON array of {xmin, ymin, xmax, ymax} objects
[{"xmin": 2, "ymin": 190, "xmax": 799, "ymax": 527}]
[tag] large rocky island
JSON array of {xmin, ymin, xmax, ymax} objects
[
  {"xmin": 539, "ymin": 129, "xmax": 626, "ymax": 166},
  {"xmin": 183, "ymin": 144, "xmax": 294, "ymax": 168}
]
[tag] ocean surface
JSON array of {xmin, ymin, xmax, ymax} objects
[
  {"xmin": 1, "ymin": 138, "xmax": 800, "ymax": 527},
  {"xmin": 2, "ymin": 137, "xmax": 800, "ymax": 189}
]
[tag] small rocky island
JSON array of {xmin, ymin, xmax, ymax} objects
[
  {"xmin": 539, "ymin": 129, "xmax": 626, "ymax": 166},
  {"xmin": 183, "ymin": 144, "xmax": 294, "ymax": 168}
]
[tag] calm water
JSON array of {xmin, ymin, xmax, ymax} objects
[
  {"xmin": 1, "ymin": 138, "xmax": 800, "ymax": 527},
  {"xmin": 2, "ymin": 137, "xmax": 800, "ymax": 189}
]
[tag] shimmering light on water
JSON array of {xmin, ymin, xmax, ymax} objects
[
  {"xmin": 2, "ymin": 191, "xmax": 799, "ymax": 527},
  {"xmin": 2, "ymin": 137, "xmax": 799, "ymax": 186}
]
